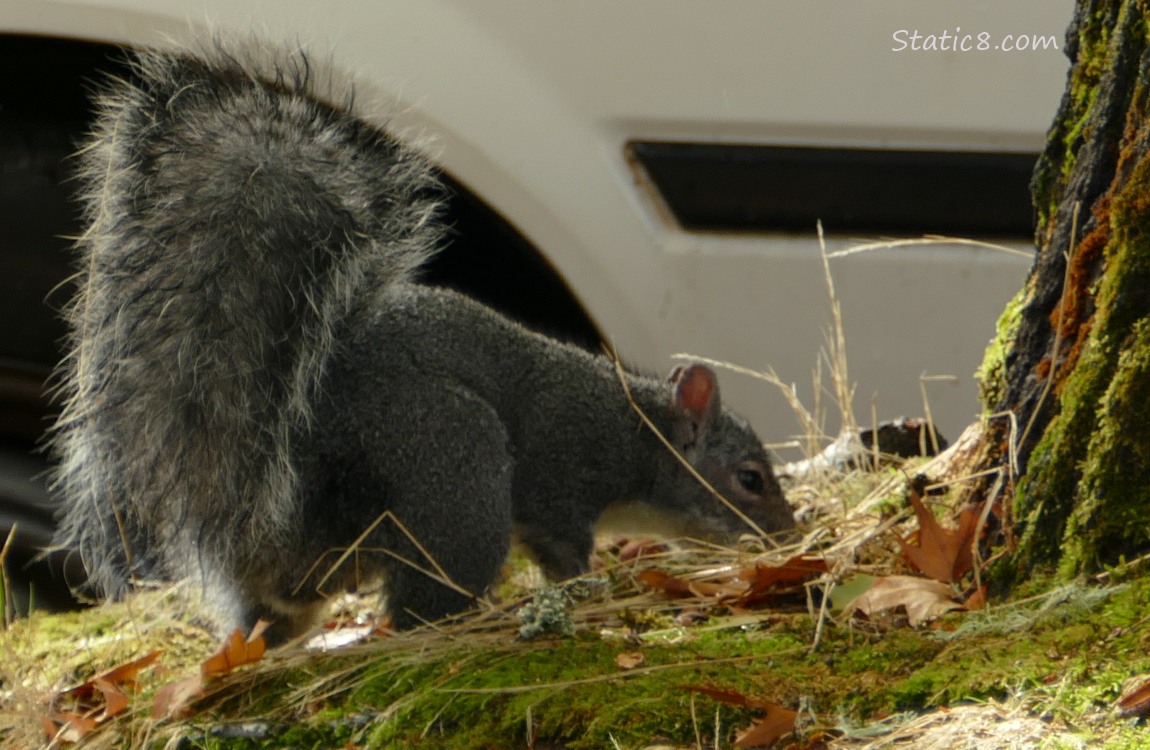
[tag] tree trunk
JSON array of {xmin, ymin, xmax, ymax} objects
[{"xmin": 974, "ymin": 0, "xmax": 1150, "ymax": 583}]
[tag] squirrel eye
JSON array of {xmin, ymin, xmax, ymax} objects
[{"xmin": 736, "ymin": 467, "xmax": 765, "ymax": 495}]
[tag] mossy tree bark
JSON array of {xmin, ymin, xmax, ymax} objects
[{"xmin": 975, "ymin": 0, "xmax": 1150, "ymax": 583}]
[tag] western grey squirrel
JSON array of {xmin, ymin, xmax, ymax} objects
[{"xmin": 49, "ymin": 44, "xmax": 796, "ymax": 645}]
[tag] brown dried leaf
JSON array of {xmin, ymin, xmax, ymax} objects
[
  {"xmin": 43, "ymin": 650, "xmax": 164, "ymax": 740},
  {"xmin": 38, "ymin": 716, "xmax": 58, "ymax": 742},
  {"xmin": 91, "ymin": 678, "xmax": 129, "ymax": 718},
  {"xmin": 152, "ymin": 624, "xmax": 268, "ymax": 719},
  {"xmin": 42, "ymin": 711, "xmax": 100, "ymax": 743},
  {"xmin": 56, "ymin": 650, "xmax": 162, "ymax": 706},
  {"xmin": 615, "ymin": 651, "xmax": 646, "ymax": 670},
  {"xmin": 846, "ymin": 574, "xmax": 963, "ymax": 627},
  {"xmin": 95, "ymin": 651, "xmax": 163, "ymax": 688},
  {"xmin": 639, "ymin": 558, "xmax": 829, "ymax": 610},
  {"xmin": 680, "ymin": 685, "xmax": 796, "ymax": 747},
  {"xmin": 963, "ymin": 584, "xmax": 988, "ymax": 611},
  {"xmin": 734, "ymin": 703, "xmax": 798, "ymax": 748},
  {"xmin": 1117, "ymin": 675, "xmax": 1150, "ymax": 719},
  {"xmin": 202, "ymin": 625, "xmax": 267, "ymax": 679},
  {"xmin": 735, "ymin": 556, "xmax": 829, "ymax": 607},
  {"xmin": 637, "ymin": 569, "xmax": 692, "ymax": 597},
  {"xmin": 152, "ymin": 675, "xmax": 206, "ymax": 720},
  {"xmin": 637, "ymin": 569, "xmax": 742, "ymax": 600},
  {"xmin": 897, "ymin": 487, "xmax": 979, "ymax": 583}
]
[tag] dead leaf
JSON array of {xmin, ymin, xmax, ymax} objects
[
  {"xmin": 615, "ymin": 651, "xmax": 646, "ymax": 670},
  {"xmin": 637, "ymin": 569, "xmax": 692, "ymax": 598},
  {"xmin": 1117, "ymin": 675, "xmax": 1150, "ymax": 719},
  {"xmin": 735, "ymin": 556, "xmax": 828, "ymax": 607},
  {"xmin": 152, "ymin": 675, "xmax": 206, "ymax": 720},
  {"xmin": 95, "ymin": 651, "xmax": 163, "ymax": 687},
  {"xmin": 680, "ymin": 685, "xmax": 797, "ymax": 747},
  {"xmin": 42, "ymin": 711, "xmax": 99, "ymax": 743},
  {"xmin": 91, "ymin": 678, "xmax": 129, "ymax": 718},
  {"xmin": 43, "ymin": 650, "xmax": 164, "ymax": 740},
  {"xmin": 963, "ymin": 585, "xmax": 988, "ymax": 611},
  {"xmin": 38, "ymin": 716, "xmax": 58, "ymax": 742},
  {"xmin": 637, "ymin": 569, "xmax": 742, "ymax": 600},
  {"xmin": 896, "ymin": 487, "xmax": 980, "ymax": 583},
  {"xmin": 153, "ymin": 624, "xmax": 268, "ymax": 719},
  {"xmin": 56, "ymin": 650, "xmax": 162, "ymax": 706},
  {"xmin": 845, "ymin": 575, "xmax": 963, "ymax": 627},
  {"xmin": 639, "ymin": 558, "xmax": 829, "ymax": 611},
  {"xmin": 734, "ymin": 703, "xmax": 799, "ymax": 748},
  {"xmin": 202, "ymin": 625, "xmax": 267, "ymax": 678}
]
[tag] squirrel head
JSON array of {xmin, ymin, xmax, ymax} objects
[{"xmin": 654, "ymin": 363, "xmax": 797, "ymax": 546}]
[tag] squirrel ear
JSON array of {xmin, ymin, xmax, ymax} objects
[{"xmin": 668, "ymin": 363, "xmax": 721, "ymax": 427}]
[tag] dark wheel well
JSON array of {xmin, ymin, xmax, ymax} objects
[
  {"xmin": 428, "ymin": 175, "xmax": 602, "ymax": 350},
  {"xmin": 0, "ymin": 33, "xmax": 601, "ymax": 614}
]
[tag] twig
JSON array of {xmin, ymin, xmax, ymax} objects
[{"xmin": 826, "ymin": 234, "xmax": 1033, "ymax": 259}]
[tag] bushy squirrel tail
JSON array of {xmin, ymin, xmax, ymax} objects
[{"xmin": 50, "ymin": 45, "xmax": 444, "ymax": 597}]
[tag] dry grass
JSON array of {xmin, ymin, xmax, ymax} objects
[{"xmin": 827, "ymin": 699, "xmax": 1056, "ymax": 750}]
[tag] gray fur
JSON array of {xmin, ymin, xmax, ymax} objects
[{"xmin": 50, "ymin": 45, "xmax": 794, "ymax": 645}]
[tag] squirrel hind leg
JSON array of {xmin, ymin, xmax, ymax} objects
[
  {"xmin": 380, "ymin": 462, "xmax": 515, "ymax": 629},
  {"xmin": 364, "ymin": 384, "xmax": 515, "ymax": 630}
]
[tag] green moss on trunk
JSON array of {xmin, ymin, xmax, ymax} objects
[
  {"xmin": 1058, "ymin": 150, "xmax": 1150, "ymax": 570},
  {"xmin": 1065, "ymin": 320, "xmax": 1150, "ymax": 573},
  {"xmin": 974, "ymin": 287, "xmax": 1025, "ymax": 410},
  {"xmin": 1021, "ymin": 28, "xmax": 1150, "ymax": 574}
]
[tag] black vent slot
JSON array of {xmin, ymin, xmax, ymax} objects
[{"xmin": 628, "ymin": 142, "xmax": 1037, "ymax": 237}]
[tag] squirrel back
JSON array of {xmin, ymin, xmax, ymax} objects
[{"xmin": 51, "ymin": 45, "xmax": 795, "ymax": 644}]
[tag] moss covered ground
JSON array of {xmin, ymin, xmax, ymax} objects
[{"xmin": 4, "ymin": 481, "xmax": 1150, "ymax": 749}]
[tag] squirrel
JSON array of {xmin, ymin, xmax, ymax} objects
[{"xmin": 49, "ymin": 44, "xmax": 796, "ymax": 645}]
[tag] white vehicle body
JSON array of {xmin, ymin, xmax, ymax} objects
[{"xmin": 5, "ymin": 0, "xmax": 1072, "ymax": 450}]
